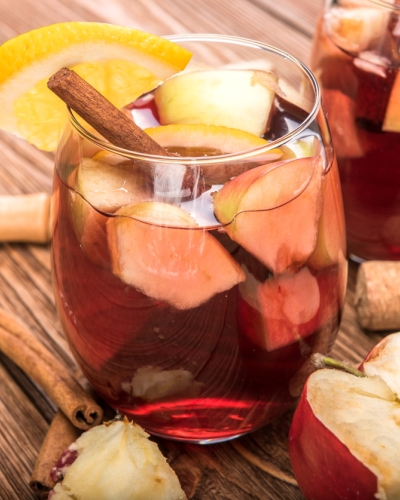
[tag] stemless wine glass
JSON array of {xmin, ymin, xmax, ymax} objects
[
  {"xmin": 51, "ymin": 34, "xmax": 347, "ymax": 444},
  {"xmin": 311, "ymin": 0, "xmax": 400, "ymax": 261}
]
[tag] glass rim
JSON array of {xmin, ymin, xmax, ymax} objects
[
  {"xmin": 67, "ymin": 33, "xmax": 322, "ymax": 165},
  {"xmin": 360, "ymin": 0, "xmax": 400, "ymax": 10}
]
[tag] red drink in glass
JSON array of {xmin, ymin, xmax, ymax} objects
[
  {"xmin": 51, "ymin": 34, "xmax": 347, "ymax": 443},
  {"xmin": 311, "ymin": 0, "xmax": 400, "ymax": 261}
]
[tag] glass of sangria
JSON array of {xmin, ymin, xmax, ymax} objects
[
  {"xmin": 311, "ymin": 0, "xmax": 400, "ymax": 261},
  {"xmin": 51, "ymin": 34, "xmax": 347, "ymax": 443}
]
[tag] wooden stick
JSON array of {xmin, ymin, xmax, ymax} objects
[
  {"xmin": 29, "ymin": 410, "xmax": 81, "ymax": 497},
  {"xmin": 0, "ymin": 307, "xmax": 103, "ymax": 429},
  {"xmin": 355, "ymin": 261, "xmax": 400, "ymax": 330},
  {"xmin": 0, "ymin": 193, "xmax": 51, "ymax": 243},
  {"xmin": 47, "ymin": 68, "xmax": 168, "ymax": 156}
]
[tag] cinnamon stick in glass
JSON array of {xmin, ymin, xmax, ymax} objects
[
  {"xmin": 0, "ymin": 307, "xmax": 103, "ymax": 429},
  {"xmin": 47, "ymin": 68, "xmax": 201, "ymax": 201}
]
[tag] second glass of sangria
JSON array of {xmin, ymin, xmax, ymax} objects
[
  {"xmin": 51, "ymin": 34, "xmax": 347, "ymax": 443},
  {"xmin": 312, "ymin": 0, "xmax": 400, "ymax": 261}
]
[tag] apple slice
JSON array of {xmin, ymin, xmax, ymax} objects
[
  {"xmin": 107, "ymin": 201, "xmax": 245, "ymax": 309},
  {"xmin": 213, "ymin": 157, "xmax": 323, "ymax": 275},
  {"xmin": 383, "ymin": 71, "xmax": 400, "ymax": 133},
  {"xmin": 240, "ymin": 266, "xmax": 321, "ymax": 351},
  {"xmin": 308, "ymin": 159, "xmax": 346, "ymax": 269},
  {"xmin": 325, "ymin": 6, "xmax": 390, "ymax": 53},
  {"xmin": 154, "ymin": 69, "xmax": 280, "ymax": 137},
  {"xmin": 289, "ymin": 333, "xmax": 400, "ymax": 500}
]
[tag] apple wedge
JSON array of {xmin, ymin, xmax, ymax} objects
[
  {"xmin": 308, "ymin": 159, "xmax": 346, "ymax": 269},
  {"xmin": 383, "ymin": 71, "xmax": 400, "ymax": 133},
  {"xmin": 107, "ymin": 201, "xmax": 245, "ymax": 309},
  {"xmin": 154, "ymin": 69, "xmax": 280, "ymax": 137},
  {"xmin": 213, "ymin": 157, "xmax": 323, "ymax": 275},
  {"xmin": 289, "ymin": 332, "xmax": 400, "ymax": 500},
  {"xmin": 71, "ymin": 157, "xmax": 151, "ymax": 268}
]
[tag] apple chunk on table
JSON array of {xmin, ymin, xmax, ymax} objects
[
  {"xmin": 213, "ymin": 157, "xmax": 323, "ymax": 275},
  {"xmin": 289, "ymin": 332, "xmax": 400, "ymax": 500},
  {"xmin": 107, "ymin": 201, "xmax": 245, "ymax": 309}
]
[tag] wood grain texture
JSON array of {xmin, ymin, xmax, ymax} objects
[{"xmin": 0, "ymin": 0, "xmax": 389, "ymax": 498}]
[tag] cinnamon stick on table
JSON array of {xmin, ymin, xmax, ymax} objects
[
  {"xmin": 0, "ymin": 307, "xmax": 103, "ymax": 429},
  {"xmin": 29, "ymin": 410, "xmax": 81, "ymax": 498}
]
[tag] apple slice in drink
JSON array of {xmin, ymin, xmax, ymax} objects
[
  {"xmin": 383, "ymin": 71, "xmax": 400, "ymax": 133},
  {"xmin": 289, "ymin": 332, "xmax": 400, "ymax": 500},
  {"xmin": 154, "ymin": 69, "xmax": 280, "ymax": 137},
  {"xmin": 325, "ymin": 6, "xmax": 390, "ymax": 53},
  {"xmin": 308, "ymin": 160, "xmax": 346, "ymax": 270},
  {"xmin": 213, "ymin": 156, "xmax": 323, "ymax": 275},
  {"xmin": 71, "ymin": 157, "xmax": 151, "ymax": 268},
  {"xmin": 107, "ymin": 201, "xmax": 245, "ymax": 310}
]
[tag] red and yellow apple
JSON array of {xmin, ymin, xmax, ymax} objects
[{"xmin": 289, "ymin": 332, "xmax": 400, "ymax": 500}]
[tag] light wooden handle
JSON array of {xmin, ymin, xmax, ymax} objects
[{"xmin": 0, "ymin": 193, "xmax": 51, "ymax": 243}]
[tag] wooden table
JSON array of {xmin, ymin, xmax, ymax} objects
[{"xmin": 0, "ymin": 1, "xmax": 388, "ymax": 498}]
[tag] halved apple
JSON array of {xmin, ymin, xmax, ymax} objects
[
  {"xmin": 289, "ymin": 332, "xmax": 400, "ymax": 500},
  {"xmin": 154, "ymin": 69, "xmax": 279, "ymax": 137},
  {"xmin": 107, "ymin": 201, "xmax": 245, "ymax": 309},
  {"xmin": 213, "ymin": 156, "xmax": 323, "ymax": 275}
]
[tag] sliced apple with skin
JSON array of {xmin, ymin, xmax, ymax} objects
[
  {"xmin": 308, "ymin": 158, "xmax": 346, "ymax": 270},
  {"xmin": 289, "ymin": 332, "xmax": 400, "ymax": 500},
  {"xmin": 213, "ymin": 156, "xmax": 323, "ymax": 275},
  {"xmin": 72, "ymin": 158, "xmax": 151, "ymax": 269},
  {"xmin": 107, "ymin": 201, "xmax": 245, "ymax": 310},
  {"xmin": 154, "ymin": 69, "xmax": 280, "ymax": 137}
]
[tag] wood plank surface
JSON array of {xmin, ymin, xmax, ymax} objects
[{"xmin": 0, "ymin": 1, "xmax": 389, "ymax": 499}]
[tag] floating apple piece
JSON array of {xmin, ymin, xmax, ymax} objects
[
  {"xmin": 308, "ymin": 160, "xmax": 346, "ymax": 269},
  {"xmin": 383, "ymin": 72, "xmax": 400, "ymax": 133},
  {"xmin": 289, "ymin": 333, "xmax": 400, "ymax": 500},
  {"xmin": 71, "ymin": 157, "xmax": 151, "ymax": 268},
  {"xmin": 213, "ymin": 156, "xmax": 323, "ymax": 275},
  {"xmin": 154, "ymin": 69, "xmax": 280, "ymax": 137},
  {"xmin": 325, "ymin": 6, "xmax": 390, "ymax": 53},
  {"xmin": 107, "ymin": 201, "xmax": 245, "ymax": 309}
]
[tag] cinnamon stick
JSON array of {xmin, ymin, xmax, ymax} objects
[
  {"xmin": 355, "ymin": 261, "xmax": 400, "ymax": 330},
  {"xmin": 0, "ymin": 193, "xmax": 51, "ymax": 243},
  {"xmin": 47, "ymin": 68, "xmax": 203, "ymax": 201},
  {"xmin": 29, "ymin": 410, "xmax": 81, "ymax": 498},
  {"xmin": 47, "ymin": 68, "xmax": 168, "ymax": 156},
  {"xmin": 0, "ymin": 307, "xmax": 103, "ymax": 429}
]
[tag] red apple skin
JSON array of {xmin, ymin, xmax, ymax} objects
[{"xmin": 289, "ymin": 381, "xmax": 378, "ymax": 500}]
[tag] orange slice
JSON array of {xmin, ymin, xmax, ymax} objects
[{"xmin": 0, "ymin": 22, "xmax": 191, "ymax": 151}]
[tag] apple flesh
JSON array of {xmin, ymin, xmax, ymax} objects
[
  {"xmin": 213, "ymin": 156, "xmax": 323, "ymax": 275},
  {"xmin": 383, "ymin": 72, "xmax": 400, "ymax": 133},
  {"xmin": 289, "ymin": 332, "xmax": 400, "ymax": 500},
  {"xmin": 107, "ymin": 201, "xmax": 245, "ymax": 309},
  {"xmin": 154, "ymin": 69, "xmax": 279, "ymax": 137}
]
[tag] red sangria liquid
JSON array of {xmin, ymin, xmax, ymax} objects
[
  {"xmin": 311, "ymin": 0, "xmax": 400, "ymax": 261},
  {"xmin": 51, "ymin": 49, "xmax": 347, "ymax": 442}
]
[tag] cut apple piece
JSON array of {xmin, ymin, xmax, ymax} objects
[
  {"xmin": 243, "ymin": 266, "xmax": 321, "ymax": 351},
  {"xmin": 383, "ymin": 71, "xmax": 400, "ymax": 133},
  {"xmin": 107, "ymin": 201, "xmax": 245, "ymax": 309},
  {"xmin": 213, "ymin": 157, "xmax": 323, "ymax": 275},
  {"xmin": 308, "ymin": 159, "xmax": 346, "ymax": 269},
  {"xmin": 290, "ymin": 367, "xmax": 400, "ymax": 500},
  {"xmin": 71, "ymin": 158, "xmax": 151, "ymax": 268},
  {"xmin": 280, "ymin": 135, "xmax": 321, "ymax": 160},
  {"xmin": 325, "ymin": 6, "xmax": 390, "ymax": 53},
  {"xmin": 154, "ymin": 69, "xmax": 280, "ymax": 137}
]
